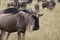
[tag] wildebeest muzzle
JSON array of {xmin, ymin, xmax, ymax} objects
[{"xmin": 32, "ymin": 15, "xmax": 39, "ymax": 31}]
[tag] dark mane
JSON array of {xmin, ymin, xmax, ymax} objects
[
  {"xmin": 3, "ymin": 8, "xmax": 29, "ymax": 14},
  {"xmin": 3, "ymin": 8, "xmax": 20, "ymax": 14}
]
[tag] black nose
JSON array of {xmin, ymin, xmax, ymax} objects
[
  {"xmin": 33, "ymin": 20, "xmax": 39, "ymax": 31},
  {"xmin": 33, "ymin": 26, "xmax": 39, "ymax": 31}
]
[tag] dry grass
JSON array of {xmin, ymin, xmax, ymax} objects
[{"xmin": 0, "ymin": 0, "xmax": 60, "ymax": 40}]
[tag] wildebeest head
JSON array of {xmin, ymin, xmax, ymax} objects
[
  {"xmin": 32, "ymin": 15, "xmax": 39, "ymax": 31},
  {"xmin": 29, "ymin": 10, "xmax": 44, "ymax": 31},
  {"xmin": 27, "ymin": 8, "xmax": 44, "ymax": 31}
]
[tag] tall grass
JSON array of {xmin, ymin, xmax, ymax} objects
[{"xmin": 0, "ymin": 0, "xmax": 60, "ymax": 40}]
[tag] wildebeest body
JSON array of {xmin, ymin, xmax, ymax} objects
[
  {"xmin": 0, "ymin": 11, "xmax": 36, "ymax": 40},
  {"xmin": 0, "ymin": 14, "xmax": 17, "ymax": 32},
  {"xmin": 0, "ymin": 13, "xmax": 30, "ymax": 33}
]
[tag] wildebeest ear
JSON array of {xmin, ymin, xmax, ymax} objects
[{"xmin": 38, "ymin": 14, "xmax": 44, "ymax": 17}]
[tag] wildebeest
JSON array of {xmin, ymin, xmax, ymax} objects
[
  {"xmin": 42, "ymin": 0, "xmax": 56, "ymax": 10},
  {"xmin": 0, "ymin": 7, "xmax": 44, "ymax": 40},
  {"xmin": 3, "ymin": 8, "xmax": 42, "ymax": 31},
  {"xmin": 0, "ymin": 11, "xmax": 36, "ymax": 40},
  {"xmin": 4, "ymin": 8, "xmax": 43, "ymax": 31}
]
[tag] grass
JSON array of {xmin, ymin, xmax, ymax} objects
[{"xmin": 0, "ymin": 0, "xmax": 60, "ymax": 40}]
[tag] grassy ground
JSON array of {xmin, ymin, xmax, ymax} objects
[{"xmin": 0, "ymin": 0, "xmax": 60, "ymax": 40}]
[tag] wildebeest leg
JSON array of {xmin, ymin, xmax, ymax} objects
[
  {"xmin": 18, "ymin": 31, "xmax": 21, "ymax": 40},
  {"xmin": 6, "ymin": 33, "xmax": 10, "ymax": 40},
  {"xmin": 22, "ymin": 33, "xmax": 25, "ymax": 40},
  {"xmin": 0, "ymin": 30, "xmax": 5, "ymax": 40}
]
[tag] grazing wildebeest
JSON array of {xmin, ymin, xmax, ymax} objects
[
  {"xmin": 42, "ymin": 0, "xmax": 56, "ymax": 10},
  {"xmin": 0, "ymin": 11, "xmax": 36, "ymax": 40},
  {"xmin": 35, "ymin": 4, "xmax": 39, "ymax": 13}
]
